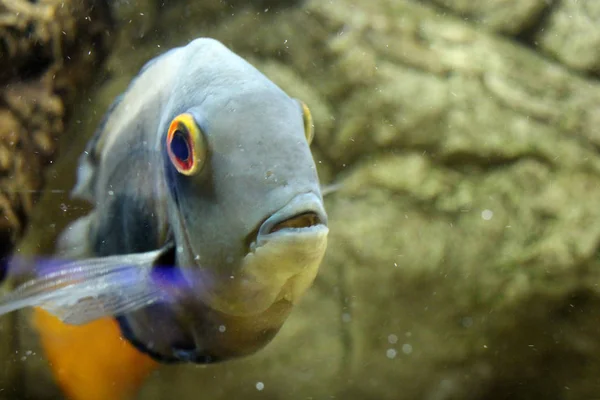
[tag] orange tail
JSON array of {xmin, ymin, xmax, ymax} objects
[{"xmin": 32, "ymin": 308, "xmax": 158, "ymax": 400}]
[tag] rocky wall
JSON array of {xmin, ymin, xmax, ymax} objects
[
  {"xmin": 7, "ymin": 0, "xmax": 600, "ymax": 399},
  {"xmin": 0, "ymin": 1, "xmax": 112, "ymax": 398}
]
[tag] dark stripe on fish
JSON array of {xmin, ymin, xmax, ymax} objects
[
  {"xmin": 93, "ymin": 193, "xmax": 161, "ymax": 257},
  {"xmin": 0, "ymin": 238, "xmax": 14, "ymax": 282},
  {"xmin": 0, "ymin": 258, "xmax": 7, "ymax": 282}
]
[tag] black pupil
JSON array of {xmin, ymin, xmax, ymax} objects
[{"xmin": 171, "ymin": 131, "xmax": 190, "ymax": 162}]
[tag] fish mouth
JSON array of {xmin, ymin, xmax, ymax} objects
[
  {"xmin": 269, "ymin": 212, "xmax": 321, "ymax": 233},
  {"xmin": 247, "ymin": 192, "xmax": 328, "ymax": 253}
]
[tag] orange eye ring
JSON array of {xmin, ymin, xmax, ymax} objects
[{"xmin": 166, "ymin": 113, "xmax": 206, "ymax": 176}]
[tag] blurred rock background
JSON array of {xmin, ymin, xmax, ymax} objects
[
  {"xmin": 3, "ymin": 0, "xmax": 600, "ymax": 399},
  {"xmin": 0, "ymin": 1, "xmax": 111, "ymax": 398}
]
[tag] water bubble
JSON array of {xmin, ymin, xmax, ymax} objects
[
  {"xmin": 218, "ymin": 325, "xmax": 226, "ymax": 333},
  {"xmin": 386, "ymin": 349, "xmax": 397, "ymax": 359},
  {"xmin": 256, "ymin": 382, "xmax": 264, "ymax": 391},
  {"xmin": 402, "ymin": 343, "xmax": 413, "ymax": 354},
  {"xmin": 481, "ymin": 209, "xmax": 493, "ymax": 220},
  {"xmin": 388, "ymin": 334, "xmax": 398, "ymax": 344}
]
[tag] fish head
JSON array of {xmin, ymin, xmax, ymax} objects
[{"xmin": 118, "ymin": 39, "xmax": 328, "ymax": 363}]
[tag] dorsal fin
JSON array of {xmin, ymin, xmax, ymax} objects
[
  {"xmin": 71, "ymin": 93, "xmax": 124, "ymax": 201},
  {"xmin": 70, "ymin": 48, "xmax": 179, "ymax": 202}
]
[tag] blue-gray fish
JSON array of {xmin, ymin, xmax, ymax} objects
[{"xmin": 0, "ymin": 38, "xmax": 328, "ymax": 363}]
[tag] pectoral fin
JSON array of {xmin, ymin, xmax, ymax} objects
[
  {"xmin": 321, "ymin": 181, "xmax": 343, "ymax": 197},
  {"xmin": 0, "ymin": 246, "xmax": 172, "ymax": 325}
]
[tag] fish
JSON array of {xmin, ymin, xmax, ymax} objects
[{"xmin": 0, "ymin": 36, "xmax": 328, "ymax": 394}]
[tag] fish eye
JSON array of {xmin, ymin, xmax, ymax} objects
[
  {"xmin": 166, "ymin": 113, "xmax": 206, "ymax": 176},
  {"xmin": 300, "ymin": 101, "xmax": 314, "ymax": 145}
]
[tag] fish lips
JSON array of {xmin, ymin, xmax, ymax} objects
[{"xmin": 253, "ymin": 191, "xmax": 328, "ymax": 249}]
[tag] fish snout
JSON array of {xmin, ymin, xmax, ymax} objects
[{"xmin": 257, "ymin": 192, "xmax": 327, "ymax": 239}]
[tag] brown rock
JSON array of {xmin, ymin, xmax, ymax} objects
[
  {"xmin": 0, "ymin": 0, "xmax": 112, "ymax": 398},
  {"xmin": 0, "ymin": 0, "xmax": 111, "ymax": 258}
]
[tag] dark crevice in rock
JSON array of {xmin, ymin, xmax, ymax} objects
[
  {"xmin": 515, "ymin": 2, "xmax": 600, "ymax": 80},
  {"xmin": 514, "ymin": 0, "xmax": 556, "ymax": 47},
  {"xmin": 436, "ymin": 153, "xmax": 552, "ymax": 173}
]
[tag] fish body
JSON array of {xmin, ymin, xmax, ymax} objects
[{"xmin": 0, "ymin": 38, "xmax": 328, "ymax": 366}]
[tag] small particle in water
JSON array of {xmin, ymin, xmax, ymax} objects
[
  {"xmin": 461, "ymin": 317, "xmax": 473, "ymax": 328},
  {"xmin": 481, "ymin": 209, "xmax": 493, "ymax": 220},
  {"xmin": 342, "ymin": 313, "xmax": 352, "ymax": 323},
  {"xmin": 194, "ymin": 254, "xmax": 200, "ymax": 261},
  {"xmin": 388, "ymin": 334, "xmax": 398, "ymax": 344},
  {"xmin": 25, "ymin": 350, "xmax": 32, "ymax": 356},
  {"xmin": 402, "ymin": 343, "xmax": 413, "ymax": 354},
  {"xmin": 59, "ymin": 203, "xmax": 68, "ymax": 212},
  {"xmin": 256, "ymin": 382, "xmax": 264, "ymax": 391},
  {"xmin": 386, "ymin": 348, "xmax": 397, "ymax": 359},
  {"xmin": 108, "ymin": 190, "xmax": 114, "ymax": 196},
  {"xmin": 218, "ymin": 325, "xmax": 226, "ymax": 333}
]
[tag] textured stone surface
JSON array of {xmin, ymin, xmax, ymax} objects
[
  {"xmin": 0, "ymin": 1, "xmax": 112, "ymax": 398},
  {"xmin": 417, "ymin": 0, "xmax": 550, "ymax": 34},
  {"xmin": 417, "ymin": 0, "xmax": 600, "ymax": 75},
  {"xmin": 535, "ymin": 0, "xmax": 600, "ymax": 73},
  {"xmin": 8, "ymin": 0, "xmax": 600, "ymax": 399},
  {"xmin": 0, "ymin": 0, "xmax": 112, "ymax": 269}
]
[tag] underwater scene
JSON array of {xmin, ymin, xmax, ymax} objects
[{"xmin": 1, "ymin": 0, "xmax": 600, "ymax": 399}]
